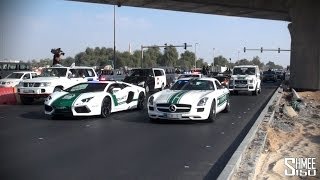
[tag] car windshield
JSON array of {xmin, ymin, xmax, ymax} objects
[
  {"xmin": 40, "ymin": 68, "xmax": 67, "ymax": 77},
  {"xmin": 264, "ymin": 71, "xmax": 276, "ymax": 75},
  {"xmin": 5, "ymin": 73, "xmax": 24, "ymax": 79},
  {"xmin": 170, "ymin": 79, "xmax": 189, "ymax": 90},
  {"xmin": 65, "ymin": 83, "xmax": 108, "ymax": 93},
  {"xmin": 233, "ymin": 67, "xmax": 255, "ymax": 75},
  {"xmin": 130, "ymin": 69, "xmax": 153, "ymax": 77},
  {"xmin": 178, "ymin": 74, "xmax": 200, "ymax": 79},
  {"xmin": 180, "ymin": 80, "xmax": 215, "ymax": 90}
]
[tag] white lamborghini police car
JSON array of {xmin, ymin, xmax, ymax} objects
[
  {"xmin": 44, "ymin": 81, "xmax": 145, "ymax": 118},
  {"xmin": 147, "ymin": 78, "xmax": 230, "ymax": 122}
]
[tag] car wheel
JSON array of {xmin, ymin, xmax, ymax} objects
[
  {"xmin": 137, "ymin": 92, "xmax": 145, "ymax": 110},
  {"xmin": 206, "ymin": 100, "xmax": 216, "ymax": 122},
  {"xmin": 234, "ymin": 90, "xmax": 239, "ymax": 95},
  {"xmin": 252, "ymin": 86, "xmax": 258, "ymax": 96},
  {"xmin": 222, "ymin": 96, "xmax": 230, "ymax": 113},
  {"xmin": 101, "ymin": 97, "xmax": 111, "ymax": 118},
  {"xmin": 20, "ymin": 96, "xmax": 34, "ymax": 105}
]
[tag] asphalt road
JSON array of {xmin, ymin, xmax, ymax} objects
[{"xmin": 0, "ymin": 83, "xmax": 279, "ymax": 180}]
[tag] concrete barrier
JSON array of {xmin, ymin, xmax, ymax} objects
[{"xmin": 0, "ymin": 87, "xmax": 17, "ymax": 105}]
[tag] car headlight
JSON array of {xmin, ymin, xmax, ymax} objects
[
  {"xmin": 40, "ymin": 82, "xmax": 51, "ymax": 87},
  {"xmin": 197, "ymin": 97, "xmax": 208, "ymax": 106},
  {"xmin": 249, "ymin": 80, "xmax": 253, "ymax": 83},
  {"xmin": 18, "ymin": 82, "xmax": 24, "ymax": 87},
  {"xmin": 148, "ymin": 96, "xmax": 154, "ymax": 106},
  {"xmin": 81, "ymin": 97, "xmax": 94, "ymax": 103},
  {"xmin": 6, "ymin": 81, "xmax": 13, "ymax": 84},
  {"xmin": 138, "ymin": 81, "xmax": 145, "ymax": 86}
]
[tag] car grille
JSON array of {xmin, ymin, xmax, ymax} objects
[
  {"xmin": 53, "ymin": 106, "xmax": 72, "ymax": 114},
  {"xmin": 156, "ymin": 103, "xmax": 191, "ymax": 113},
  {"xmin": 23, "ymin": 82, "xmax": 41, "ymax": 87},
  {"xmin": 235, "ymin": 80, "xmax": 248, "ymax": 84}
]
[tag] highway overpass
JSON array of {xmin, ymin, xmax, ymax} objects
[{"xmin": 74, "ymin": 0, "xmax": 320, "ymax": 90}]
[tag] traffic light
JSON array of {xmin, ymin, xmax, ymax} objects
[
  {"xmin": 244, "ymin": 47, "xmax": 246, "ymax": 53},
  {"xmin": 278, "ymin": 48, "xmax": 280, "ymax": 53},
  {"xmin": 184, "ymin": 43, "xmax": 187, "ymax": 50},
  {"xmin": 164, "ymin": 43, "xmax": 167, "ymax": 50},
  {"xmin": 260, "ymin": 47, "xmax": 263, "ymax": 53}
]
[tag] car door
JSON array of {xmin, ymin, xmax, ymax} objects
[
  {"xmin": 154, "ymin": 69, "xmax": 166, "ymax": 89},
  {"xmin": 214, "ymin": 80, "xmax": 227, "ymax": 113},
  {"xmin": 107, "ymin": 83, "xmax": 128, "ymax": 111}
]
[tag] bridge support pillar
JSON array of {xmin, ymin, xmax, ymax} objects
[{"xmin": 288, "ymin": 0, "xmax": 320, "ymax": 90}]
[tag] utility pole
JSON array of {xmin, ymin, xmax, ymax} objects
[
  {"xmin": 212, "ymin": 48, "xmax": 215, "ymax": 67},
  {"xmin": 194, "ymin": 43, "xmax": 199, "ymax": 69},
  {"xmin": 113, "ymin": 5, "xmax": 116, "ymax": 78}
]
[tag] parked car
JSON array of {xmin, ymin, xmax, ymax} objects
[
  {"xmin": 0, "ymin": 71, "xmax": 38, "ymax": 87},
  {"xmin": 17, "ymin": 66, "xmax": 98, "ymax": 104},
  {"xmin": 123, "ymin": 68, "xmax": 166, "ymax": 93},
  {"xmin": 44, "ymin": 81, "xmax": 145, "ymax": 118},
  {"xmin": 262, "ymin": 70, "xmax": 277, "ymax": 82},
  {"xmin": 148, "ymin": 78, "xmax": 230, "ymax": 122},
  {"xmin": 98, "ymin": 69, "xmax": 126, "ymax": 81}
]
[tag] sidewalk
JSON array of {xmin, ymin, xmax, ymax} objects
[{"xmin": 232, "ymin": 90, "xmax": 320, "ymax": 180}]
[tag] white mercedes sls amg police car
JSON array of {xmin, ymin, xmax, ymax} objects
[
  {"xmin": 44, "ymin": 81, "xmax": 145, "ymax": 118},
  {"xmin": 147, "ymin": 78, "xmax": 230, "ymax": 122}
]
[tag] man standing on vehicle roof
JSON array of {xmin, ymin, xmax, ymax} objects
[{"xmin": 51, "ymin": 48, "xmax": 65, "ymax": 66}]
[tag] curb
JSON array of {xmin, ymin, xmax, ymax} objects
[{"xmin": 217, "ymin": 87, "xmax": 283, "ymax": 180}]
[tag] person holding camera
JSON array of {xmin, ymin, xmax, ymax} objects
[{"xmin": 51, "ymin": 48, "xmax": 65, "ymax": 66}]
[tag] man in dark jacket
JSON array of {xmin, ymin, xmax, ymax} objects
[{"xmin": 51, "ymin": 48, "xmax": 65, "ymax": 66}]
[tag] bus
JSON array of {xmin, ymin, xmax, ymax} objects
[{"xmin": 0, "ymin": 61, "xmax": 32, "ymax": 79}]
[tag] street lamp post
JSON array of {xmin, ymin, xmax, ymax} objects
[
  {"xmin": 237, "ymin": 50, "xmax": 240, "ymax": 61},
  {"xmin": 194, "ymin": 43, "xmax": 199, "ymax": 69},
  {"xmin": 213, "ymin": 48, "xmax": 215, "ymax": 66},
  {"xmin": 113, "ymin": 5, "xmax": 116, "ymax": 72}
]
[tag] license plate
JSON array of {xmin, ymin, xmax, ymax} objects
[
  {"xmin": 23, "ymin": 89, "xmax": 34, "ymax": 93},
  {"xmin": 236, "ymin": 84, "xmax": 246, "ymax": 88},
  {"xmin": 165, "ymin": 113, "xmax": 182, "ymax": 119}
]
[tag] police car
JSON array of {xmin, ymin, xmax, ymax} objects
[
  {"xmin": 44, "ymin": 81, "xmax": 145, "ymax": 118},
  {"xmin": 147, "ymin": 78, "xmax": 230, "ymax": 122}
]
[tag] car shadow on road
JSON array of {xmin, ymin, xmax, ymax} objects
[{"xmin": 20, "ymin": 111, "xmax": 98, "ymax": 121}]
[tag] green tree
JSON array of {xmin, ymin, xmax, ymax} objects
[
  {"xmin": 266, "ymin": 61, "xmax": 276, "ymax": 69},
  {"xmin": 235, "ymin": 59, "xmax": 251, "ymax": 65},
  {"xmin": 161, "ymin": 45, "xmax": 178, "ymax": 67},
  {"xmin": 85, "ymin": 47, "xmax": 94, "ymax": 55},
  {"xmin": 214, "ymin": 55, "xmax": 229, "ymax": 66},
  {"xmin": 177, "ymin": 50, "xmax": 195, "ymax": 70},
  {"xmin": 62, "ymin": 57, "xmax": 74, "ymax": 66},
  {"xmin": 196, "ymin": 58, "xmax": 205, "ymax": 68},
  {"xmin": 251, "ymin": 56, "xmax": 264, "ymax": 69},
  {"xmin": 131, "ymin": 50, "xmax": 142, "ymax": 68}
]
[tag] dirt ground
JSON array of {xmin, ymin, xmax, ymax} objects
[{"xmin": 254, "ymin": 91, "xmax": 320, "ymax": 180}]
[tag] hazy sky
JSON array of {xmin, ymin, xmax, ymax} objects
[{"xmin": 0, "ymin": 0, "xmax": 291, "ymax": 66}]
